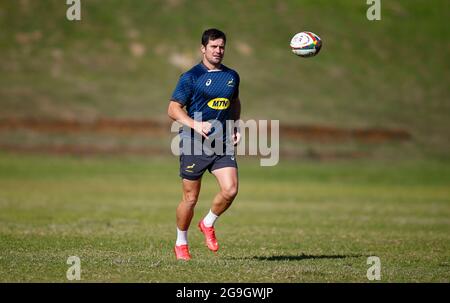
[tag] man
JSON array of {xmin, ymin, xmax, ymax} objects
[{"xmin": 167, "ymin": 28, "xmax": 241, "ymax": 261}]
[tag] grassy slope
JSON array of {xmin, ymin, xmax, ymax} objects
[
  {"xmin": 0, "ymin": 0, "xmax": 449, "ymax": 157},
  {"xmin": 0, "ymin": 153, "xmax": 449, "ymax": 282}
]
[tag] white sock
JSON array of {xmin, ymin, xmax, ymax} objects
[
  {"xmin": 203, "ymin": 210, "xmax": 219, "ymax": 227},
  {"xmin": 176, "ymin": 228, "xmax": 188, "ymax": 246}
]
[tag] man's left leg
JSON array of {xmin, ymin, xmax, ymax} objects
[
  {"xmin": 210, "ymin": 167, "xmax": 238, "ymax": 215},
  {"xmin": 198, "ymin": 167, "xmax": 238, "ymax": 252}
]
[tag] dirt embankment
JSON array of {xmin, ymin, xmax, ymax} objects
[{"xmin": 0, "ymin": 117, "xmax": 411, "ymax": 159}]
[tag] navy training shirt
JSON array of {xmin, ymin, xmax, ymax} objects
[{"xmin": 171, "ymin": 62, "xmax": 240, "ymax": 152}]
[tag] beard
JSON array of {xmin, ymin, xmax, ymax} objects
[{"xmin": 208, "ymin": 55, "xmax": 223, "ymax": 64}]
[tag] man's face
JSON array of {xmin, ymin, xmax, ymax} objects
[{"xmin": 201, "ymin": 38, "xmax": 225, "ymax": 65}]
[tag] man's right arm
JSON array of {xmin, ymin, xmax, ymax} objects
[{"xmin": 167, "ymin": 101, "xmax": 211, "ymax": 139}]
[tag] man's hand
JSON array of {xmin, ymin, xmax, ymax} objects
[
  {"xmin": 232, "ymin": 130, "xmax": 241, "ymax": 146},
  {"xmin": 193, "ymin": 121, "xmax": 212, "ymax": 139}
]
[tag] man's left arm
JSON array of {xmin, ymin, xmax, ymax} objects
[{"xmin": 231, "ymin": 97, "xmax": 241, "ymax": 145}]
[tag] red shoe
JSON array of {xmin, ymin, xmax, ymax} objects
[
  {"xmin": 198, "ymin": 220, "xmax": 219, "ymax": 252},
  {"xmin": 174, "ymin": 244, "xmax": 191, "ymax": 261}
]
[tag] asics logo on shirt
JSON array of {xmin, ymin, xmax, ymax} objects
[{"xmin": 206, "ymin": 79, "xmax": 212, "ymax": 86}]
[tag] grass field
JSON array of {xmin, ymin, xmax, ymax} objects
[
  {"xmin": 1, "ymin": 153, "xmax": 449, "ymax": 282},
  {"xmin": 1, "ymin": 0, "xmax": 449, "ymax": 284}
]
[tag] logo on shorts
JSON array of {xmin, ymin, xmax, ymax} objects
[
  {"xmin": 185, "ymin": 163, "xmax": 195, "ymax": 172},
  {"xmin": 207, "ymin": 98, "xmax": 230, "ymax": 110}
]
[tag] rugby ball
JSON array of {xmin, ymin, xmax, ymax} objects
[{"xmin": 290, "ymin": 31, "xmax": 322, "ymax": 57}]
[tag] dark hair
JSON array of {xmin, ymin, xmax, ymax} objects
[{"xmin": 201, "ymin": 28, "xmax": 226, "ymax": 46}]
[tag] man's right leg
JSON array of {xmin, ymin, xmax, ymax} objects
[
  {"xmin": 174, "ymin": 178, "xmax": 202, "ymax": 260},
  {"xmin": 177, "ymin": 178, "xmax": 202, "ymax": 231}
]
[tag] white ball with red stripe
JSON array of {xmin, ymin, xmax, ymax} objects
[{"xmin": 290, "ymin": 31, "xmax": 322, "ymax": 57}]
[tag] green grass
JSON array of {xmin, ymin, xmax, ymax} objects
[{"xmin": 0, "ymin": 153, "xmax": 449, "ymax": 282}]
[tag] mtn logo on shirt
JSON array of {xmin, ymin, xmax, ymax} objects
[{"xmin": 207, "ymin": 98, "xmax": 230, "ymax": 110}]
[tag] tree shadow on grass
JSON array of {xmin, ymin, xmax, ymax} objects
[{"xmin": 229, "ymin": 253, "xmax": 365, "ymax": 261}]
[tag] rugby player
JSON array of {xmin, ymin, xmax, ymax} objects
[{"xmin": 167, "ymin": 28, "xmax": 241, "ymax": 260}]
